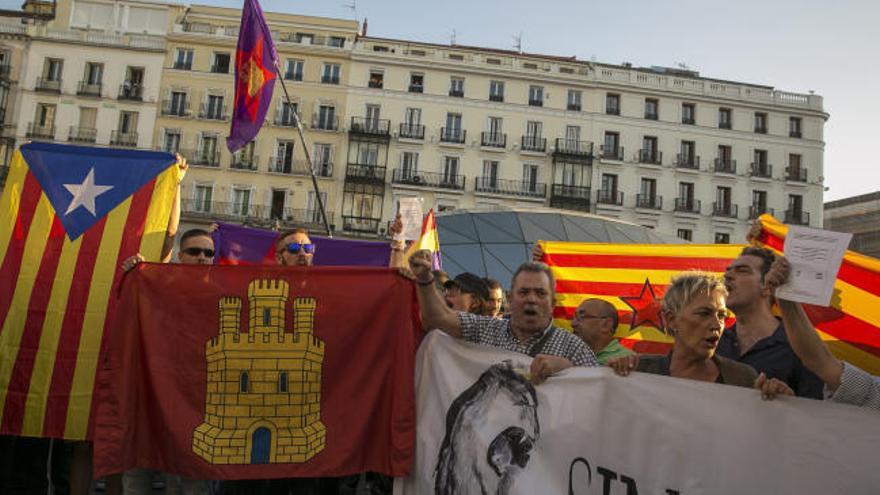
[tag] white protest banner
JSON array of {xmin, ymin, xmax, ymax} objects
[{"xmin": 395, "ymin": 331, "xmax": 880, "ymax": 495}]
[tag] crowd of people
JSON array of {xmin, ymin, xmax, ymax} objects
[{"xmin": 2, "ymin": 159, "xmax": 878, "ymax": 494}]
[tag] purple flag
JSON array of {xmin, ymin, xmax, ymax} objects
[
  {"xmin": 226, "ymin": 0, "xmax": 278, "ymax": 153},
  {"xmin": 212, "ymin": 222, "xmax": 393, "ymax": 267}
]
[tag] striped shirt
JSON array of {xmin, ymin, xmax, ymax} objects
[{"xmin": 827, "ymin": 363, "xmax": 880, "ymax": 411}]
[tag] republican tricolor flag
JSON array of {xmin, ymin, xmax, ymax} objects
[
  {"xmin": 0, "ymin": 142, "xmax": 180, "ymax": 440},
  {"xmin": 404, "ymin": 208, "xmax": 442, "ymax": 270}
]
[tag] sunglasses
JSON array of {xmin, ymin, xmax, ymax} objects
[
  {"xmin": 182, "ymin": 247, "xmax": 215, "ymax": 257},
  {"xmin": 285, "ymin": 242, "xmax": 315, "ymax": 254}
]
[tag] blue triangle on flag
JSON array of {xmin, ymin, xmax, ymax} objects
[{"xmin": 21, "ymin": 142, "xmax": 176, "ymax": 241}]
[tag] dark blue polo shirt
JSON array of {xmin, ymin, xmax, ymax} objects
[{"xmin": 717, "ymin": 321, "xmax": 824, "ymax": 399}]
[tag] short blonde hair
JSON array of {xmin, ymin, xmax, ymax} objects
[{"xmin": 661, "ymin": 271, "xmax": 728, "ymax": 317}]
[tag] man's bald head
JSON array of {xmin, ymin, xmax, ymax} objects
[{"xmin": 571, "ymin": 298, "xmax": 619, "ymax": 353}]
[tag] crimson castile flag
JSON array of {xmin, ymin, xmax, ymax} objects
[
  {"xmin": 227, "ymin": 0, "xmax": 278, "ymax": 153},
  {"xmin": 93, "ymin": 265, "xmax": 420, "ymax": 479}
]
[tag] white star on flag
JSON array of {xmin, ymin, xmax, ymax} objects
[{"xmin": 63, "ymin": 167, "xmax": 114, "ymax": 216}]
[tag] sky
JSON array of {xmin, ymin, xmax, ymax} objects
[{"xmin": 3, "ymin": 0, "xmax": 877, "ymax": 201}]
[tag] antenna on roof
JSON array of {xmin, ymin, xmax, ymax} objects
[
  {"xmin": 450, "ymin": 29, "xmax": 457, "ymax": 45},
  {"xmin": 342, "ymin": 0, "xmax": 358, "ymax": 21},
  {"xmin": 676, "ymin": 61, "xmax": 690, "ymax": 70},
  {"xmin": 513, "ymin": 31, "xmax": 523, "ymax": 53}
]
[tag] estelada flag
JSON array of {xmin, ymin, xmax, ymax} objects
[
  {"xmin": 93, "ymin": 265, "xmax": 420, "ymax": 479},
  {"xmin": 539, "ymin": 240, "xmax": 743, "ymax": 355},
  {"xmin": 754, "ymin": 214, "xmax": 880, "ymax": 375},
  {"xmin": 0, "ymin": 142, "xmax": 180, "ymax": 440},
  {"xmin": 227, "ymin": 0, "xmax": 278, "ymax": 153}
]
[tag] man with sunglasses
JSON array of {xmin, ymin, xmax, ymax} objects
[
  {"xmin": 275, "ymin": 228, "xmax": 315, "ymax": 266},
  {"xmin": 571, "ymin": 298, "xmax": 634, "ymax": 365}
]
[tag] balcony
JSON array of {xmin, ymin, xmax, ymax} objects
[
  {"xmin": 274, "ymin": 111, "xmax": 298, "ymax": 127},
  {"xmin": 790, "ymin": 130, "xmax": 802, "ymax": 139},
  {"xmin": 554, "ymin": 138, "xmax": 592, "ymax": 163},
  {"xmin": 596, "ymin": 190, "xmax": 624, "ymax": 206},
  {"xmin": 230, "ymin": 154, "xmax": 259, "ymax": 171},
  {"xmin": 349, "ymin": 117, "xmax": 391, "ymax": 139},
  {"xmin": 321, "ymin": 75, "xmax": 340, "ymax": 85},
  {"xmin": 749, "ymin": 206, "xmax": 775, "ymax": 220},
  {"xmin": 199, "ymin": 103, "xmax": 228, "ymax": 121},
  {"xmin": 550, "ymin": 184, "xmax": 591, "ymax": 212},
  {"xmin": 188, "ymin": 149, "xmax": 220, "ymax": 167},
  {"xmin": 719, "ymin": 121, "xmax": 732, "ymax": 130},
  {"xmin": 635, "ymin": 194, "xmax": 663, "ymax": 210},
  {"xmin": 391, "ymin": 169, "xmax": 465, "ymax": 190},
  {"xmin": 343, "ymin": 216, "xmax": 381, "ymax": 234},
  {"xmin": 599, "ymin": 145, "xmax": 624, "ymax": 161},
  {"xmin": 675, "ymin": 154, "xmax": 700, "ymax": 170},
  {"xmin": 161, "ymin": 99, "xmax": 190, "ymax": 117},
  {"xmin": 399, "ymin": 123, "xmax": 425, "ymax": 140},
  {"xmin": 529, "ymin": 99, "xmax": 543, "ymax": 107},
  {"xmin": 35, "ymin": 77, "xmax": 62, "ymax": 93},
  {"xmin": 311, "ymin": 114, "xmax": 338, "ymax": 131},
  {"xmin": 267, "ymin": 156, "xmax": 295, "ymax": 175},
  {"xmin": 674, "ymin": 198, "xmax": 701, "ymax": 214},
  {"xmin": 181, "ymin": 199, "xmax": 334, "ymax": 231},
  {"xmin": 449, "ymin": 88, "xmax": 464, "ymax": 98},
  {"xmin": 481, "ymin": 132, "xmax": 506, "ymax": 148},
  {"xmin": 475, "ymin": 177, "xmax": 546, "ymax": 198},
  {"xmin": 521, "ymin": 136, "xmax": 546, "ymax": 153},
  {"xmin": 606, "ymin": 106, "xmax": 620, "ymax": 116},
  {"xmin": 68, "ymin": 126, "xmax": 96, "ymax": 143},
  {"xmin": 489, "ymin": 94, "xmax": 504, "ymax": 102},
  {"xmin": 754, "ymin": 125, "xmax": 767, "ymax": 134},
  {"xmin": 749, "ymin": 163, "xmax": 773, "ymax": 179},
  {"xmin": 785, "ymin": 166, "xmax": 808, "ymax": 182},
  {"xmin": 567, "ymin": 103, "xmax": 581, "ymax": 111},
  {"xmin": 368, "ymin": 78, "xmax": 383, "ymax": 89},
  {"xmin": 682, "ymin": 117, "xmax": 695, "ymax": 125},
  {"xmin": 26, "ymin": 122, "xmax": 55, "ymax": 140},
  {"xmin": 118, "ymin": 83, "xmax": 143, "ymax": 101},
  {"xmin": 0, "ymin": 63, "xmax": 10, "ymax": 80},
  {"xmin": 440, "ymin": 127, "xmax": 466, "ymax": 144},
  {"xmin": 408, "ymin": 84, "xmax": 423, "ymax": 93},
  {"xmin": 637, "ymin": 149, "xmax": 663, "ymax": 166},
  {"xmin": 713, "ymin": 158, "xmax": 737, "ymax": 174},
  {"xmin": 210, "ymin": 63, "xmax": 229, "ymax": 74},
  {"xmin": 784, "ymin": 209, "xmax": 810, "ymax": 225},
  {"xmin": 345, "ymin": 163, "xmax": 386, "ymax": 184},
  {"xmin": 77, "ymin": 81, "xmax": 102, "ymax": 97},
  {"xmin": 172, "ymin": 60, "xmax": 192, "ymax": 70},
  {"xmin": 645, "ymin": 111, "xmax": 658, "ymax": 120},
  {"xmin": 712, "ymin": 202, "xmax": 738, "ymax": 218},
  {"xmin": 110, "ymin": 130, "xmax": 138, "ymax": 148},
  {"xmin": 295, "ymin": 160, "xmax": 333, "ymax": 178}
]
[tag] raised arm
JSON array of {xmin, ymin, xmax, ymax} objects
[
  {"xmin": 408, "ymin": 249, "xmax": 462, "ymax": 337},
  {"xmin": 160, "ymin": 154, "xmax": 188, "ymax": 263}
]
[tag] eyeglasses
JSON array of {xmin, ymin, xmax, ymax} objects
[
  {"xmin": 573, "ymin": 312, "xmax": 609, "ymax": 321},
  {"xmin": 285, "ymin": 242, "xmax": 315, "ymax": 254},
  {"xmin": 182, "ymin": 247, "xmax": 215, "ymax": 257}
]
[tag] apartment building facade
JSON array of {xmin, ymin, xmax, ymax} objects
[
  {"xmin": 161, "ymin": 5, "xmax": 358, "ymax": 233},
  {"xmin": 824, "ymin": 192, "xmax": 880, "ymax": 258},
  {"xmin": 344, "ymin": 37, "xmax": 827, "ymax": 243}
]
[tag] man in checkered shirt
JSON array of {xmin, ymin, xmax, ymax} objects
[
  {"xmin": 763, "ymin": 256, "xmax": 879, "ymax": 410},
  {"xmin": 408, "ymin": 251, "xmax": 598, "ymax": 383}
]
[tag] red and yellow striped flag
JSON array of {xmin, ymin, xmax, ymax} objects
[
  {"xmin": 0, "ymin": 143, "xmax": 180, "ymax": 440},
  {"xmin": 754, "ymin": 214, "xmax": 880, "ymax": 375},
  {"xmin": 539, "ymin": 240, "xmax": 744, "ymax": 355}
]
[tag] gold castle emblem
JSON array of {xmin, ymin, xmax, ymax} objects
[{"xmin": 192, "ymin": 279, "xmax": 326, "ymax": 464}]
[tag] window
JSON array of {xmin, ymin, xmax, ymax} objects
[
  {"xmin": 442, "ymin": 156, "xmax": 459, "ymax": 184},
  {"xmin": 307, "ymin": 191, "xmax": 328, "ymax": 222},
  {"xmin": 85, "ymin": 62, "xmax": 103, "ymax": 85},
  {"xmin": 679, "ymin": 140, "xmax": 696, "ymax": 166},
  {"xmin": 316, "ymin": 105, "xmax": 336, "ymax": 130},
  {"xmin": 313, "ymin": 143, "xmax": 333, "ymax": 176},
  {"xmin": 262, "ymin": 308, "xmax": 272, "ymax": 326},
  {"xmin": 639, "ymin": 178, "xmax": 657, "ymax": 207},
  {"xmin": 752, "ymin": 149, "xmax": 769, "ymax": 177},
  {"xmin": 788, "ymin": 194, "xmax": 803, "ymax": 215},
  {"xmin": 489, "ymin": 80, "xmax": 504, "ymax": 102},
  {"xmin": 485, "ymin": 116, "xmax": 503, "ymax": 144},
  {"xmin": 274, "ymin": 140, "xmax": 294, "ymax": 173},
  {"xmin": 211, "ymin": 53, "xmax": 230, "ymax": 74},
  {"xmin": 443, "ymin": 113, "xmax": 462, "ymax": 141},
  {"xmin": 239, "ymin": 371, "xmax": 249, "ymax": 392},
  {"xmin": 567, "ymin": 90, "xmax": 582, "ymax": 111},
  {"xmin": 205, "ymin": 95, "xmax": 225, "ymax": 120},
  {"xmin": 716, "ymin": 186, "xmax": 732, "ymax": 214},
  {"xmin": 482, "ymin": 160, "xmax": 499, "ymax": 188},
  {"xmin": 754, "ymin": 112, "xmax": 767, "ymax": 133},
  {"xmin": 322, "ymin": 63, "xmax": 341, "ymax": 84},
  {"xmin": 278, "ymin": 372, "xmax": 288, "ymax": 392},
  {"xmin": 529, "ymin": 85, "xmax": 544, "ymax": 107},
  {"xmin": 641, "ymin": 136, "xmax": 659, "ymax": 163},
  {"xmin": 168, "ymin": 91, "xmax": 187, "ymax": 116},
  {"xmin": 449, "ymin": 77, "xmax": 464, "ymax": 97},
  {"xmin": 524, "ymin": 121, "xmax": 543, "ymax": 150},
  {"xmin": 368, "ymin": 70, "xmax": 384, "ymax": 89},
  {"xmin": 409, "ymin": 73, "xmax": 424, "ymax": 93},
  {"xmin": 328, "ymin": 36, "xmax": 346, "ymax": 48},
  {"xmin": 118, "ymin": 111, "xmax": 138, "ymax": 134},
  {"xmin": 523, "ymin": 164, "xmax": 539, "ymax": 193},
  {"xmin": 193, "ymin": 184, "xmax": 212, "ymax": 212},
  {"xmin": 751, "ymin": 190, "xmax": 768, "ymax": 218},
  {"xmin": 645, "ymin": 98, "xmax": 658, "ymax": 120},
  {"xmin": 285, "ymin": 59, "xmax": 304, "ymax": 81},
  {"xmin": 679, "ymin": 182, "xmax": 695, "ymax": 207},
  {"xmin": 754, "ymin": 149, "xmax": 768, "ymax": 166},
  {"xmin": 295, "ymin": 33, "xmax": 314, "ymax": 44},
  {"xmin": 789, "ymin": 117, "xmax": 802, "ymax": 138},
  {"xmin": 714, "ymin": 233, "xmax": 730, "ymax": 244},
  {"xmin": 682, "ymin": 103, "xmax": 696, "ymax": 124},
  {"xmin": 174, "ymin": 48, "xmax": 193, "ymax": 70},
  {"xmin": 278, "ymin": 101, "xmax": 298, "ymax": 126},
  {"xmin": 788, "ymin": 153, "xmax": 805, "ymax": 181},
  {"xmin": 677, "ymin": 229, "xmax": 693, "ymax": 241},
  {"xmin": 197, "ymin": 135, "xmax": 218, "ymax": 165},
  {"xmin": 44, "ymin": 58, "xmax": 63, "ymax": 81},
  {"xmin": 719, "ymin": 108, "xmax": 732, "ymax": 129},
  {"xmin": 402, "ymin": 107, "xmax": 422, "ymax": 138},
  {"xmin": 605, "ymin": 93, "xmax": 620, "ymax": 115},
  {"xmin": 400, "ymin": 151, "xmax": 419, "ymax": 179},
  {"xmin": 163, "ymin": 130, "xmax": 180, "ymax": 153},
  {"xmin": 232, "ymin": 187, "xmax": 251, "ymax": 216},
  {"xmin": 603, "ymin": 132, "xmax": 620, "ymax": 159},
  {"xmin": 36, "ymin": 103, "xmax": 56, "ymax": 128},
  {"xmin": 599, "ymin": 173, "xmax": 618, "ymax": 203}
]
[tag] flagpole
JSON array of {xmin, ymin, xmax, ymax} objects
[{"xmin": 272, "ymin": 61, "xmax": 333, "ymax": 238}]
